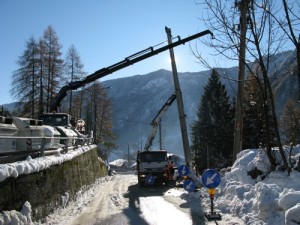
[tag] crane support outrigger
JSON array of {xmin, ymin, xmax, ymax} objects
[
  {"xmin": 51, "ymin": 29, "xmax": 213, "ymax": 112},
  {"xmin": 144, "ymin": 93, "xmax": 176, "ymax": 151}
]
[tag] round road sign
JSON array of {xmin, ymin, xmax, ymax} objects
[
  {"xmin": 178, "ymin": 165, "xmax": 190, "ymax": 176},
  {"xmin": 201, "ymin": 169, "xmax": 221, "ymax": 189},
  {"xmin": 145, "ymin": 175, "xmax": 156, "ymax": 185},
  {"xmin": 183, "ymin": 179, "xmax": 195, "ymax": 192}
]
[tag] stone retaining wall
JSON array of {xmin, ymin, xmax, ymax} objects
[{"xmin": 0, "ymin": 147, "xmax": 107, "ymax": 220}]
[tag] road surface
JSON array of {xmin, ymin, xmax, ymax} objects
[{"xmin": 50, "ymin": 173, "xmax": 244, "ymax": 225}]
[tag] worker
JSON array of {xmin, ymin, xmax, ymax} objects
[
  {"xmin": 76, "ymin": 119, "xmax": 85, "ymax": 134},
  {"xmin": 168, "ymin": 161, "xmax": 174, "ymax": 180},
  {"xmin": 164, "ymin": 165, "xmax": 170, "ymax": 180}
]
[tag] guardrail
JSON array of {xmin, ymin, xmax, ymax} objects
[{"xmin": 0, "ymin": 136, "xmax": 94, "ymax": 164}]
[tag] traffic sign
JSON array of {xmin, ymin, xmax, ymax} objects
[
  {"xmin": 201, "ymin": 169, "xmax": 221, "ymax": 189},
  {"xmin": 178, "ymin": 165, "xmax": 190, "ymax": 176},
  {"xmin": 145, "ymin": 175, "xmax": 156, "ymax": 185},
  {"xmin": 183, "ymin": 179, "xmax": 195, "ymax": 192}
]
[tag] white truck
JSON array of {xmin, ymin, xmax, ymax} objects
[
  {"xmin": 136, "ymin": 150, "xmax": 169, "ymax": 187},
  {"xmin": 136, "ymin": 93, "xmax": 179, "ymax": 187},
  {"xmin": 40, "ymin": 113, "xmax": 81, "ymax": 146}
]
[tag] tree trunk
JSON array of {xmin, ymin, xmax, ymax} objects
[
  {"xmin": 260, "ymin": 60, "xmax": 291, "ymax": 175},
  {"xmin": 297, "ymin": 45, "xmax": 300, "ymax": 101}
]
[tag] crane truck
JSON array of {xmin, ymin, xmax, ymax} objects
[{"xmin": 137, "ymin": 93, "xmax": 177, "ymax": 187}]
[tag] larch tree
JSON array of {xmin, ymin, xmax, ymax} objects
[
  {"xmin": 37, "ymin": 38, "xmax": 47, "ymax": 117},
  {"xmin": 41, "ymin": 25, "xmax": 64, "ymax": 113},
  {"xmin": 63, "ymin": 44, "xmax": 85, "ymax": 116},
  {"xmin": 84, "ymin": 82, "xmax": 117, "ymax": 160},
  {"xmin": 11, "ymin": 37, "xmax": 39, "ymax": 117}
]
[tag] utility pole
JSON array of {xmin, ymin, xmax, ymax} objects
[
  {"xmin": 165, "ymin": 26, "xmax": 192, "ymax": 167},
  {"xmin": 232, "ymin": 0, "xmax": 248, "ymax": 160}
]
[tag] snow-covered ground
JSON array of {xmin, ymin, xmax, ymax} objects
[{"xmin": 1, "ymin": 145, "xmax": 300, "ymax": 224}]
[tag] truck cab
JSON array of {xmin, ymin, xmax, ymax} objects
[
  {"xmin": 136, "ymin": 150, "xmax": 169, "ymax": 187},
  {"xmin": 40, "ymin": 113, "xmax": 79, "ymax": 146}
]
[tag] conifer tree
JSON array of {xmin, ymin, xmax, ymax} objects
[
  {"xmin": 63, "ymin": 44, "xmax": 85, "ymax": 115},
  {"xmin": 191, "ymin": 69, "xmax": 234, "ymax": 173},
  {"xmin": 11, "ymin": 37, "xmax": 39, "ymax": 117},
  {"xmin": 243, "ymin": 73, "xmax": 265, "ymax": 149},
  {"xmin": 37, "ymin": 38, "xmax": 47, "ymax": 117},
  {"xmin": 281, "ymin": 99, "xmax": 300, "ymax": 145},
  {"xmin": 243, "ymin": 71, "xmax": 278, "ymax": 149},
  {"xmin": 42, "ymin": 25, "xmax": 64, "ymax": 112}
]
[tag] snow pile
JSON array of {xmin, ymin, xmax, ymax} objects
[
  {"xmin": 167, "ymin": 146, "xmax": 300, "ymax": 225},
  {"xmin": 0, "ymin": 201, "xmax": 32, "ymax": 225},
  {"xmin": 204, "ymin": 146, "xmax": 300, "ymax": 225},
  {"xmin": 0, "ymin": 145, "xmax": 96, "ymax": 182}
]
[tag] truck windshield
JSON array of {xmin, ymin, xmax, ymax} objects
[
  {"xmin": 139, "ymin": 152, "xmax": 167, "ymax": 162},
  {"xmin": 42, "ymin": 115, "xmax": 68, "ymax": 126}
]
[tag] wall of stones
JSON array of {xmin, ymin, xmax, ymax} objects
[{"xmin": 0, "ymin": 147, "xmax": 107, "ymax": 220}]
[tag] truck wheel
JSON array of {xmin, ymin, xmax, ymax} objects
[{"xmin": 139, "ymin": 181, "xmax": 145, "ymax": 188}]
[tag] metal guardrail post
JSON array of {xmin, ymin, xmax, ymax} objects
[
  {"xmin": 40, "ymin": 137, "xmax": 46, "ymax": 157},
  {"xmin": 65, "ymin": 138, "xmax": 69, "ymax": 153}
]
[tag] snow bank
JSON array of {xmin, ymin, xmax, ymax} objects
[
  {"xmin": 215, "ymin": 146, "xmax": 300, "ymax": 225},
  {"xmin": 0, "ymin": 201, "xmax": 32, "ymax": 225},
  {"xmin": 285, "ymin": 203, "xmax": 300, "ymax": 225},
  {"xmin": 0, "ymin": 145, "xmax": 96, "ymax": 182}
]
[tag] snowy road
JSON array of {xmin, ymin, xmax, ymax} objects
[
  {"xmin": 53, "ymin": 173, "xmax": 205, "ymax": 225},
  {"xmin": 44, "ymin": 173, "xmax": 246, "ymax": 225}
]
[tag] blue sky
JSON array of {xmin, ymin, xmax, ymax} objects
[{"xmin": 0, "ymin": 0, "xmax": 236, "ymax": 105}]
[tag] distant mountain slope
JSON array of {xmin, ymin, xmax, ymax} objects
[{"xmin": 103, "ymin": 69, "xmax": 229, "ymax": 158}]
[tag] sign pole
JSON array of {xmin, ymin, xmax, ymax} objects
[
  {"xmin": 202, "ymin": 169, "xmax": 222, "ymax": 221},
  {"xmin": 208, "ymin": 189, "xmax": 216, "ymax": 215}
]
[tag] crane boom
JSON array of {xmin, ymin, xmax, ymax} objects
[
  {"xmin": 144, "ymin": 93, "xmax": 176, "ymax": 151},
  {"xmin": 51, "ymin": 29, "xmax": 213, "ymax": 111}
]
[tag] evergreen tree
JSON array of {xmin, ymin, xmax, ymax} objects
[
  {"xmin": 243, "ymin": 71, "xmax": 278, "ymax": 149},
  {"xmin": 243, "ymin": 73, "xmax": 265, "ymax": 149},
  {"xmin": 191, "ymin": 69, "xmax": 234, "ymax": 173},
  {"xmin": 281, "ymin": 99, "xmax": 300, "ymax": 145}
]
